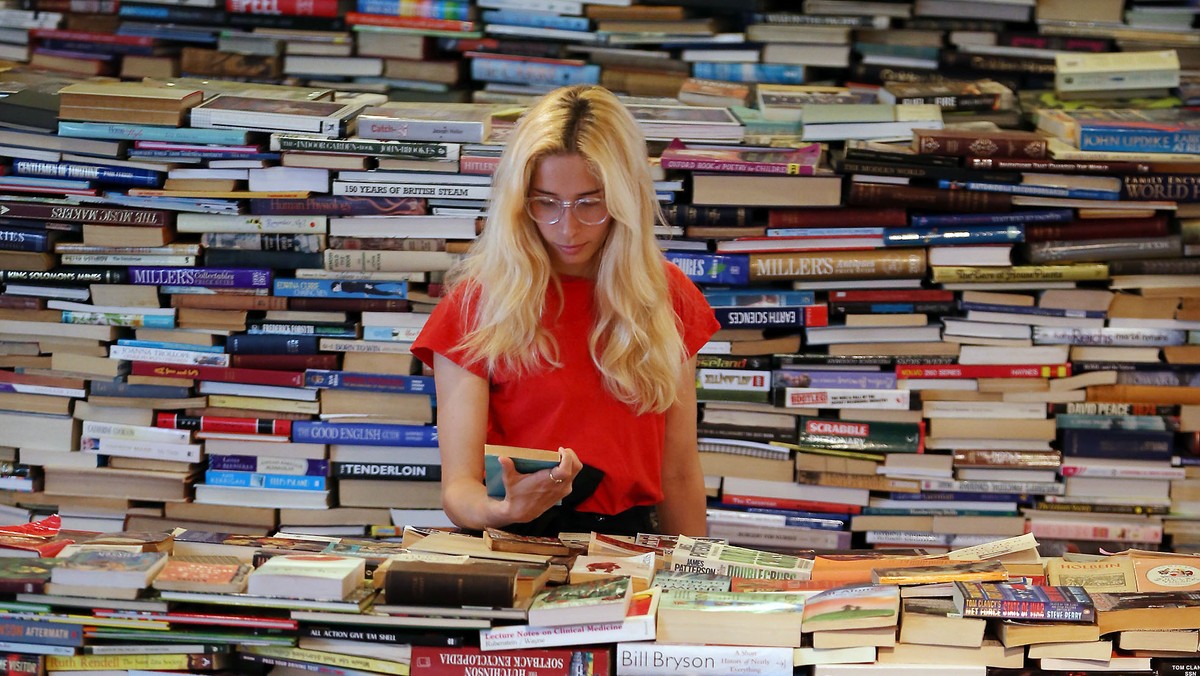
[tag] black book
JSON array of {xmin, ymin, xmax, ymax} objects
[
  {"xmin": 203, "ymin": 249, "xmax": 323, "ymax": 270},
  {"xmin": 382, "ymin": 559, "xmax": 516, "ymax": 609},
  {"xmin": 298, "ymin": 623, "xmax": 469, "ymax": 646}
]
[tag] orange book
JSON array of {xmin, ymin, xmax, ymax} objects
[
  {"xmin": 810, "ymin": 554, "xmax": 949, "ymax": 583},
  {"xmin": 1087, "ymin": 384, "xmax": 1200, "ymax": 406}
]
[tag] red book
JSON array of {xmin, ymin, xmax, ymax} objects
[
  {"xmin": 344, "ymin": 12, "xmax": 475, "ymax": 31},
  {"xmin": 721, "ymin": 494, "xmax": 863, "ymax": 515},
  {"xmin": 0, "ymin": 295, "xmax": 44, "ymax": 309},
  {"xmin": 225, "ymin": 0, "xmax": 343, "ymax": 17},
  {"xmin": 768, "ymin": 207, "xmax": 907, "ymax": 229},
  {"xmin": 30, "ymin": 29, "xmax": 155, "ymax": 46},
  {"xmin": 156, "ymin": 412, "xmax": 292, "ymax": 436},
  {"xmin": 458, "ymin": 155, "xmax": 500, "ymax": 176},
  {"xmin": 130, "ymin": 361, "xmax": 304, "ymax": 387},
  {"xmin": 410, "ymin": 647, "xmax": 610, "ymax": 676},
  {"xmin": 896, "ymin": 364, "xmax": 1072, "ymax": 379},
  {"xmin": 0, "ymin": 369, "xmax": 85, "ymax": 389},
  {"xmin": 1025, "ymin": 215, "xmax": 1169, "ymax": 243},
  {"xmin": 829, "ymin": 289, "xmax": 955, "ymax": 302},
  {"xmin": 230, "ymin": 354, "xmax": 338, "ymax": 370}
]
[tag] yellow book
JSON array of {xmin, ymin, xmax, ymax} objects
[
  {"xmin": 242, "ymin": 645, "xmax": 409, "ymax": 675},
  {"xmin": 47, "ymin": 652, "xmax": 230, "ymax": 670},
  {"xmin": 931, "ymin": 264, "xmax": 1109, "ymax": 284},
  {"xmin": 205, "ymin": 394, "xmax": 321, "ymax": 414}
]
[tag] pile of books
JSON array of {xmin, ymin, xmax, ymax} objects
[
  {"xmin": 0, "ymin": 0, "xmax": 1196, "ymax": 557},
  {"xmin": 1, "ymin": 524, "xmax": 1200, "ymax": 674}
]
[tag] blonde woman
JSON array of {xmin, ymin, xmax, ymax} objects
[{"xmin": 411, "ymin": 85, "xmax": 719, "ymax": 537}]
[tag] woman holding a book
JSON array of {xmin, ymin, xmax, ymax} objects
[{"xmin": 412, "ymin": 85, "xmax": 718, "ymax": 537}]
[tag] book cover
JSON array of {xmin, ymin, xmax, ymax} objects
[
  {"xmin": 0, "ymin": 557, "xmax": 57, "ymax": 593},
  {"xmin": 660, "ymin": 138, "xmax": 822, "ymax": 176},
  {"xmin": 801, "ymin": 583, "xmax": 900, "ymax": 631},
  {"xmin": 615, "ymin": 643, "xmax": 791, "ymax": 676},
  {"xmin": 151, "ymin": 555, "xmax": 252, "ymax": 594},
  {"xmin": 952, "ymin": 582, "xmax": 1095, "ymax": 622},
  {"xmin": 796, "ymin": 417, "xmax": 923, "ymax": 454},
  {"xmin": 246, "ymin": 554, "xmax": 366, "ymax": 602},
  {"xmin": 527, "ymin": 577, "xmax": 633, "ymax": 627},
  {"xmin": 483, "ymin": 444, "xmax": 560, "ymax": 498},
  {"xmin": 1046, "ymin": 557, "xmax": 1137, "ymax": 593},
  {"xmin": 479, "ymin": 588, "xmax": 659, "ymax": 650},
  {"xmin": 50, "ymin": 550, "xmax": 168, "ymax": 588}
]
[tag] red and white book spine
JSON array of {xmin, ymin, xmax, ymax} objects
[
  {"xmin": 1026, "ymin": 519, "xmax": 1163, "ymax": 543},
  {"xmin": 226, "ymin": 0, "xmax": 342, "ymax": 17},
  {"xmin": 896, "ymin": 364, "xmax": 1072, "ymax": 379},
  {"xmin": 156, "ymin": 412, "xmax": 292, "ymax": 436},
  {"xmin": 458, "ymin": 155, "xmax": 500, "ymax": 176},
  {"xmin": 1058, "ymin": 462, "xmax": 1185, "ymax": 480},
  {"xmin": 131, "ymin": 361, "xmax": 304, "ymax": 387},
  {"xmin": 410, "ymin": 646, "xmax": 609, "ymax": 676}
]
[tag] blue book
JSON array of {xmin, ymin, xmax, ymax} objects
[
  {"xmin": 883, "ymin": 224, "xmax": 1025, "ymax": 247},
  {"xmin": 481, "ymin": 9, "xmax": 589, "ymax": 30},
  {"xmin": 88, "ymin": 381, "xmax": 193, "ymax": 399},
  {"xmin": 713, "ymin": 305, "xmax": 826, "ymax": 330},
  {"xmin": 226, "ymin": 334, "xmax": 319, "ymax": 355},
  {"xmin": 204, "ymin": 470, "xmax": 327, "ymax": 491},
  {"xmin": 117, "ymin": 339, "xmax": 226, "ymax": 353},
  {"xmin": 61, "ymin": 310, "xmax": 175, "ymax": 329},
  {"xmin": 209, "ymin": 455, "xmax": 329, "ymax": 476},
  {"xmin": 273, "ymin": 278, "xmax": 407, "ymax": 299},
  {"xmin": 39, "ymin": 38, "xmax": 158, "ymax": 56},
  {"xmin": 0, "ymin": 226, "xmax": 56, "ymax": 253},
  {"xmin": 356, "ymin": 0, "xmax": 472, "ymax": 20},
  {"xmin": 15, "ymin": 159, "xmax": 162, "ymax": 188},
  {"xmin": 692, "ymin": 62, "xmax": 806, "ymax": 84},
  {"xmin": 128, "ymin": 267, "xmax": 272, "ymax": 288},
  {"xmin": 1060, "ymin": 428, "xmax": 1174, "ymax": 461},
  {"xmin": 665, "ymin": 252, "xmax": 749, "ymax": 285},
  {"xmin": 470, "ymin": 57, "xmax": 600, "ymax": 86},
  {"xmin": 765, "ymin": 227, "xmax": 884, "ymax": 238},
  {"xmin": 704, "ymin": 289, "xmax": 816, "ymax": 307},
  {"xmin": 889, "ymin": 491, "xmax": 1026, "ymax": 502},
  {"xmin": 938, "ymin": 179, "xmax": 1120, "ymax": 201},
  {"xmin": 291, "ymin": 421, "xmax": 438, "ymax": 447},
  {"xmin": 0, "ymin": 175, "xmax": 93, "ymax": 190},
  {"xmin": 58, "ymin": 121, "xmax": 249, "ymax": 146},
  {"xmin": 0, "ymin": 617, "xmax": 83, "ymax": 647},
  {"xmin": 128, "ymin": 150, "xmax": 281, "ymax": 161},
  {"xmin": 709, "ymin": 504, "xmax": 850, "ymax": 530},
  {"xmin": 304, "ymin": 370, "xmax": 434, "ymax": 394},
  {"xmin": 910, "ymin": 209, "xmax": 1074, "ymax": 227},
  {"xmin": 959, "ymin": 301, "xmax": 1107, "ymax": 320}
]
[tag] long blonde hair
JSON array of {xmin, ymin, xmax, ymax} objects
[{"xmin": 447, "ymin": 85, "xmax": 685, "ymax": 414}]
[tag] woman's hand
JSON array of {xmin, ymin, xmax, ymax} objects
[{"xmin": 495, "ymin": 446, "xmax": 582, "ymax": 524}]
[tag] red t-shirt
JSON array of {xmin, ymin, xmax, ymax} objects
[{"xmin": 411, "ymin": 261, "xmax": 719, "ymax": 515}]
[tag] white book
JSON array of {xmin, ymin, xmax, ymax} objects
[
  {"xmin": 476, "ymin": 0, "xmax": 583, "ymax": 14},
  {"xmin": 783, "ymin": 387, "xmax": 911, "ymax": 410},
  {"xmin": 81, "ymin": 437, "xmax": 202, "ymax": 462},
  {"xmin": 332, "ymin": 181, "xmax": 491, "ymax": 200},
  {"xmin": 194, "ymin": 484, "xmax": 331, "ymax": 509},
  {"xmin": 176, "ymin": 213, "xmax": 327, "ymax": 234},
  {"xmin": 337, "ymin": 170, "xmax": 489, "ymax": 185},
  {"xmin": 248, "ymin": 166, "xmax": 330, "ymax": 193},
  {"xmin": 108, "ymin": 344, "xmax": 231, "ymax": 367},
  {"xmin": 957, "ymin": 344, "xmax": 1070, "ymax": 365},
  {"xmin": 329, "ymin": 215, "xmax": 478, "ymax": 239},
  {"xmin": 198, "ymin": 381, "xmax": 318, "ymax": 401},
  {"xmin": 80, "ymin": 421, "xmax": 190, "ymax": 444},
  {"xmin": 48, "ymin": 300, "xmax": 175, "ymax": 316},
  {"xmin": 616, "ymin": 642, "xmax": 793, "ymax": 676},
  {"xmin": 480, "ymin": 589, "xmax": 658, "ymax": 651},
  {"xmin": 922, "ymin": 401, "xmax": 1046, "ymax": 419}
]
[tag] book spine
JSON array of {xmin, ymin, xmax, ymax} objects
[
  {"xmin": 157, "ymin": 413, "xmax": 292, "ymax": 437},
  {"xmin": 60, "ymin": 310, "xmax": 175, "ymax": 329},
  {"xmin": 695, "ymin": 355, "xmax": 773, "ymax": 369},
  {"xmin": 664, "ymin": 252, "xmax": 750, "ymax": 285},
  {"xmin": 1122, "ymin": 174, "xmax": 1200, "ymax": 202},
  {"xmin": 1027, "ymin": 236, "xmax": 1182, "ymax": 264},
  {"xmin": 303, "ymin": 370, "xmax": 433, "ymax": 394},
  {"xmin": 204, "ymin": 469, "xmax": 327, "ymax": 490},
  {"xmin": 273, "ymin": 278, "xmax": 409, "ymax": 300},
  {"xmin": 209, "ymin": 454, "xmax": 327, "ymax": 475},
  {"xmin": 930, "ymin": 264, "xmax": 1108, "ymax": 283},
  {"xmin": 830, "ymin": 300, "xmax": 956, "ymax": 315},
  {"xmin": 661, "ymin": 156, "xmax": 816, "ymax": 176},
  {"xmin": 226, "ymin": 334, "xmax": 320, "ymax": 355},
  {"xmin": 939, "ymin": 179, "xmax": 1117, "ymax": 201},
  {"xmin": 1025, "ymin": 217, "xmax": 1169, "ymax": 243},
  {"xmin": 748, "ymin": 248, "xmax": 925, "ymax": 282},
  {"xmin": 469, "ymin": 57, "xmax": 600, "ymax": 86},
  {"xmin": 690, "ymin": 62, "xmax": 805, "ymax": 84},
  {"xmin": 712, "ymin": 305, "xmax": 827, "ymax": 329},
  {"xmin": 126, "ymin": 267, "xmax": 272, "ymax": 287},
  {"xmin": 797, "ymin": 416, "xmax": 922, "ymax": 454},
  {"xmin": 1058, "ymin": 461, "xmax": 1181, "ymax": 479},
  {"xmin": 355, "ymin": 0, "xmax": 472, "ymax": 20},
  {"xmin": 1060, "ymin": 428, "xmax": 1174, "ymax": 461},
  {"xmin": 0, "ymin": 618, "xmax": 82, "ymax": 647},
  {"xmin": 1107, "ymin": 257, "xmax": 1200, "ymax": 275},
  {"xmin": 615, "ymin": 643, "xmax": 792, "ymax": 676},
  {"xmin": 332, "ymin": 461, "xmax": 441, "ymax": 480},
  {"xmin": 12, "ymin": 160, "xmax": 160, "ymax": 188},
  {"xmin": 332, "ymin": 181, "xmax": 490, "ymax": 200},
  {"xmin": 847, "ymin": 182, "xmax": 1012, "ymax": 212},
  {"xmin": 897, "ymin": 364, "xmax": 1070, "ymax": 378},
  {"xmin": 291, "ymin": 421, "xmax": 437, "ymax": 446},
  {"xmin": 883, "ymin": 224, "xmax": 1023, "ymax": 246},
  {"xmin": 914, "ymin": 130, "xmax": 1048, "ymax": 159},
  {"xmin": 0, "ymin": 227, "xmax": 53, "ymax": 252},
  {"xmin": 959, "ymin": 596, "xmax": 1093, "ymax": 622},
  {"xmin": 967, "ymin": 157, "xmax": 1151, "ymax": 175},
  {"xmin": 784, "ymin": 387, "xmax": 910, "ymax": 410},
  {"xmin": 662, "ymin": 205, "xmax": 753, "ymax": 227},
  {"xmin": 273, "ymin": 134, "xmax": 458, "ymax": 159},
  {"xmin": 82, "ymin": 437, "xmax": 201, "ymax": 462},
  {"xmin": 247, "ymin": 321, "xmax": 357, "ymax": 338},
  {"xmin": 108, "ymin": 345, "xmax": 231, "ymax": 367},
  {"xmin": 248, "ymin": 196, "xmax": 425, "ymax": 216},
  {"xmin": 1032, "ymin": 327, "xmax": 1185, "ymax": 347},
  {"xmin": 202, "ymin": 233, "xmax": 326, "ymax": 253},
  {"xmin": 0, "ymin": 200, "xmax": 171, "ymax": 226},
  {"xmin": 921, "ymin": 479, "xmax": 1064, "ymax": 495},
  {"xmin": 81, "ymin": 420, "xmax": 190, "ymax": 444},
  {"xmin": 1081, "ymin": 128, "xmax": 1200, "ymax": 155},
  {"xmin": 911, "ymin": 209, "xmax": 1072, "ymax": 227}
]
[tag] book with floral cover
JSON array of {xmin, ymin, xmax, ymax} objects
[
  {"xmin": 526, "ymin": 577, "xmax": 633, "ymax": 627},
  {"xmin": 151, "ymin": 555, "xmax": 252, "ymax": 594}
]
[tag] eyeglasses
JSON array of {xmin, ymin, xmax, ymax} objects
[{"xmin": 525, "ymin": 195, "xmax": 609, "ymax": 226}]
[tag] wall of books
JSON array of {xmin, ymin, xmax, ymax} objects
[{"xmin": 0, "ymin": 0, "xmax": 1196, "ymax": 558}]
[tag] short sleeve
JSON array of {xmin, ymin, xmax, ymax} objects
[
  {"xmin": 665, "ymin": 260, "xmax": 720, "ymax": 358},
  {"xmin": 409, "ymin": 283, "xmax": 490, "ymax": 379}
]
